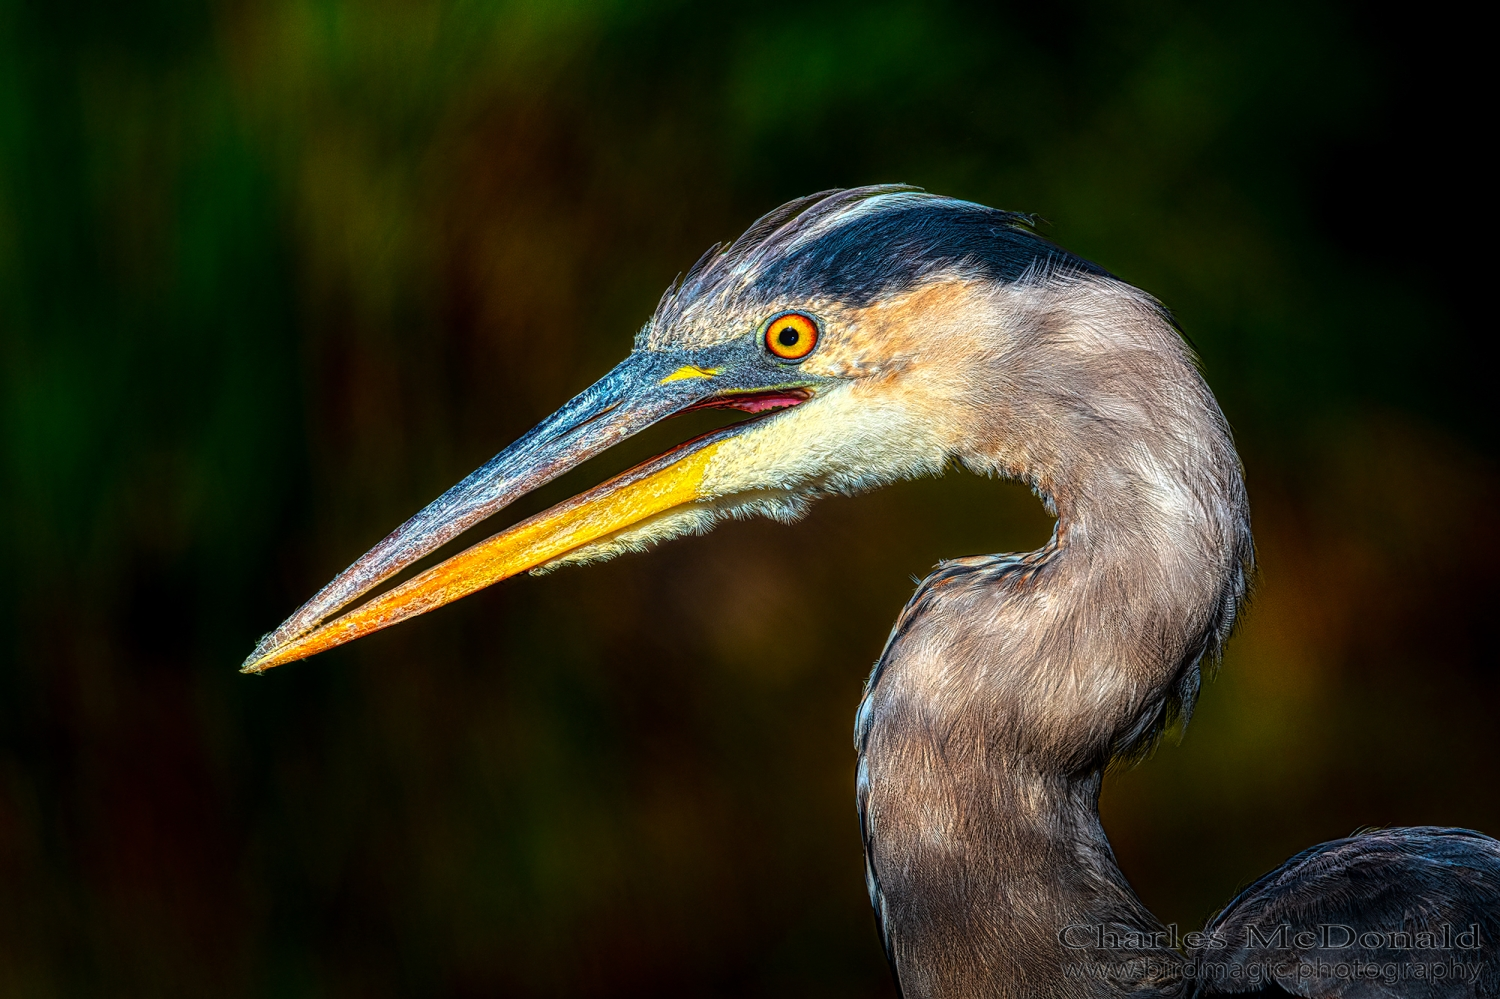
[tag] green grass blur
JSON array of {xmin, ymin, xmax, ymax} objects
[{"xmin": 1, "ymin": 1, "xmax": 1491, "ymax": 996}]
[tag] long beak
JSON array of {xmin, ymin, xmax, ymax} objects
[{"xmin": 241, "ymin": 348, "xmax": 813, "ymax": 673}]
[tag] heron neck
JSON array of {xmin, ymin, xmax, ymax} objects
[
  {"xmin": 856, "ymin": 277, "xmax": 1250, "ymax": 997},
  {"xmin": 857, "ymin": 493, "xmax": 1228, "ymax": 997},
  {"xmin": 860, "ymin": 757, "xmax": 1182, "ymax": 998},
  {"xmin": 954, "ymin": 276, "xmax": 1252, "ymax": 767}
]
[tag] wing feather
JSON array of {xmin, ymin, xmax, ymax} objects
[{"xmin": 1189, "ymin": 827, "xmax": 1500, "ymax": 997}]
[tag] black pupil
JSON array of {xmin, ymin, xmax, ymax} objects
[{"xmin": 777, "ymin": 326, "xmax": 800, "ymax": 347}]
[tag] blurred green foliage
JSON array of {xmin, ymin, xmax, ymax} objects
[{"xmin": 1, "ymin": 1, "xmax": 1491, "ymax": 996}]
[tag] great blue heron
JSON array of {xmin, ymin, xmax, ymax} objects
[{"xmin": 243, "ymin": 187, "xmax": 1499, "ymax": 997}]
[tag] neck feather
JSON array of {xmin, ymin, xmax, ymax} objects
[{"xmin": 855, "ymin": 275, "xmax": 1252, "ymax": 998}]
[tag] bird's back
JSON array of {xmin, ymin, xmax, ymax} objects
[{"xmin": 1189, "ymin": 826, "xmax": 1500, "ymax": 998}]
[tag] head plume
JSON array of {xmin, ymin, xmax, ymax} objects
[{"xmin": 641, "ymin": 185, "xmax": 1107, "ymax": 349}]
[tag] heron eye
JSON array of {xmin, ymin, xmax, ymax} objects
[{"xmin": 764, "ymin": 312, "xmax": 819, "ymax": 361}]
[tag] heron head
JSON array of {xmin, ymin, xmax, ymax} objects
[{"xmin": 242, "ymin": 186, "xmax": 1106, "ymax": 672}]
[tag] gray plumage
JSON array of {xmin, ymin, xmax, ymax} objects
[{"xmin": 655, "ymin": 188, "xmax": 1497, "ymax": 997}]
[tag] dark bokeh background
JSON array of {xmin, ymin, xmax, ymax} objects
[{"xmin": 1, "ymin": 1, "xmax": 1492, "ymax": 995}]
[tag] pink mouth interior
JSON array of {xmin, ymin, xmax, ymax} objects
[{"xmin": 684, "ymin": 388, "xmax": 811, "ymax": 415}]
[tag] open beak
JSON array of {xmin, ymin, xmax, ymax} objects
[{"xmin": 241, "ymin": 346, "xmax": 818, "ymax": 673}]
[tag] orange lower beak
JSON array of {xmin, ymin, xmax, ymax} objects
[{"xmin": 242, "ymin": 434, "xmax": 725, "ymax": 673}]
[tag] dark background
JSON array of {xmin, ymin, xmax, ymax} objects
[{"xmin": 1, "ymin": 1, "xmax": 1492, "ymax": 996}]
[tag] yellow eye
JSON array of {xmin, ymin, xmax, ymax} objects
[{"xmin": 764, "ymin": 311, "xmax": 819, "ymax": 361}]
